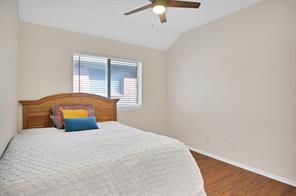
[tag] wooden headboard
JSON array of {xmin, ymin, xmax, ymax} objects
[{"xmin": 19, "ymin": 93, "xmax": 119, "ymax": 129}]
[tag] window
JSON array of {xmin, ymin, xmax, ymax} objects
[{"xmin": 73, "ymin": 54, "xmax": 142, "ymax": 107}]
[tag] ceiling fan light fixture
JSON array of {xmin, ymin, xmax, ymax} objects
[{"xmin": 152, "ymin": 5, "xmax": 166, "ymax": 15}]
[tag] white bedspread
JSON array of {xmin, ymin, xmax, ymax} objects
[{"xmin": 0, "ymin": 121, "xmax": 206, "ymax": 196}]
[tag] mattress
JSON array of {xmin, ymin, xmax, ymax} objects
[{"xmin": 0, "ymin": 121, "xmax": 206, "ymax": 196}]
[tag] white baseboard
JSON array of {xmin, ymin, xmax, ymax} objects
[{"xmin": 188, "ymin": 146, "xmax": 296, "ymax": 187}]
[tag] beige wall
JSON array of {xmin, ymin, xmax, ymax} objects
[
  {"xmin": 167, "ymin": 0, "xmax": 296, "ymax": 181},
  {"xmin": 0, "ymin": 0, "xmax": 19, "ymax": 156},
  {"xmin": 19, "ymin": 22, "xmax": 167, "ymax": 135}
]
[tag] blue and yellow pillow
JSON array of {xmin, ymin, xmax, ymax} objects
[{"xmin": 51, "ymin": 104, "xmax": 96, "ymax": 129}]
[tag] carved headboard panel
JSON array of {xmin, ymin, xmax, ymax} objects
[{"xmin": 19, "ymin": 93, "xmax": 119, "ymax": 129}]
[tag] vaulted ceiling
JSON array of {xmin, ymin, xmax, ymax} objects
[{"xmin": 18, "ymin": 0, "xmax": 261, "ymax": 50}]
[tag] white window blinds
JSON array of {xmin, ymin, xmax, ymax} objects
[{"xmin": 73, "ymin": 54, "xmax": 142, "ymax": 106}]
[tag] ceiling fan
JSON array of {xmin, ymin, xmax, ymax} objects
[{"xmin": 124, "ymin": 0, "xmax": 201, "ymax": 24}]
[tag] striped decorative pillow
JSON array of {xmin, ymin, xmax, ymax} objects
[{"xmin": 51, "ymin": 104, "xmax": 96, "ymax": 129}]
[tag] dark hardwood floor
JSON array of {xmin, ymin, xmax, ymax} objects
[{"xmin": 191, "ymin": 151, "xmax": 296, "ymax": 196}]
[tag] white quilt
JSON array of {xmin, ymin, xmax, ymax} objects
[{"xmin": 0, "ymin": 121, "xmax": 206, "ymax": 196}]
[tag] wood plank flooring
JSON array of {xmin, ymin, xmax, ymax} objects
[{"xmin": 191, "ymin": 151, "xmax": 296, "ymax": 196}]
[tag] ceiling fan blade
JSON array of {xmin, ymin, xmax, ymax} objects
[
  {"xmin": 159, "ymin": 13, "xmax": 167, "ymax": 23},
  {"xmin": 167, "ymin": 1, "xmax": 201, "ymax": 8},
  {"xmin": 124, "ymin": 4, "xmax": 152, "ymax": 15}
]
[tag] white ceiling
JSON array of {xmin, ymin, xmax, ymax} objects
[{"xmin": 18, "ymin": 0, "xmax": 261, "ymax": 50}]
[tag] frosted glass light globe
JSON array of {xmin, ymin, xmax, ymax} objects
[{"xmin": 152, "ymin": 5, "xmax": 166, "ymax": 14}]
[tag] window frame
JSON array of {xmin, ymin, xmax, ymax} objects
[{"xmin": 72, "ymin": 53, "xmax": 143, "ymax": 110}]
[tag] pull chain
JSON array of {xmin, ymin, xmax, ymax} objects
[{"xmin": 151, "ymin": 9, "xmax": 154, "ymax": 29}]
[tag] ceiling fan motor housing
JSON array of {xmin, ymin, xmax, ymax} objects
[{"xmin": 152, "ymin": 0, "xmax": 168, "ymax": 6}]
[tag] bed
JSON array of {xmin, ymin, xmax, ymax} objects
[{"xmin": 0, "ymin": 93, "xmax": 206, "ymax": 196}]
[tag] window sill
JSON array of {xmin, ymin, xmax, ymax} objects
[{"xmin": 118, "ymin": 104, "xmax": 143, "ymax": 111}]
